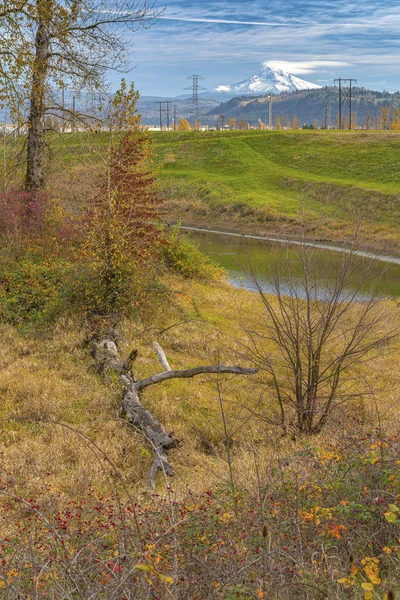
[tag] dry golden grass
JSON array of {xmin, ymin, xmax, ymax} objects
[{"xmin": 0, "ymin": 277, "xmax": 399, "ymax": 503}]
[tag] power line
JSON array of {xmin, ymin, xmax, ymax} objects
[{"xmin": 334, "ymin": 78, "xmax": 357, "ymax": 130}]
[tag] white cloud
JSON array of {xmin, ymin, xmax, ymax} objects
[
  {"xmin": 159, "ymin": 15, "xmax": 293, "ymax": 27},
  {"xmin": 263, "ymin": 60, "xmax": 351, "ymax": 75}
]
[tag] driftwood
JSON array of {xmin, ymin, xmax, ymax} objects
[{"xmin": 93, "ymin": 338, "xmax": 258, "ymax": 488}]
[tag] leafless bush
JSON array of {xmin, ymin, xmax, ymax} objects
[{"xmin": 239, "ymin": 244, "xmax": 398, "ymax": 434}]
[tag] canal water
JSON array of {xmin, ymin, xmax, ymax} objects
[{"xmin": 186, "ymin": 228, "xmax": 400, "ymax": 299}]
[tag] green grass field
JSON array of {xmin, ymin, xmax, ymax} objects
[
  {"xmin": 153, "ymin": 130, "xmax": 400, "ymax": 228},
  {"xmin": 3, "ymin": 128, "xmax": 400, "ymax": 248}
]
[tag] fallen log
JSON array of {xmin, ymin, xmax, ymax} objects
[{"xmin": 93, "ymin": 338, "xmax": 258, "ymax": 488}]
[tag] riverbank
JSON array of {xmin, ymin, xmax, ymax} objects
[
  {"xmin": 163, "ymin": 201, "xmax": 400, "ymax": 257},
  {"xmin": 1, "ymin": 262, "xmax": 400, "ymax": 597},
  {"xmin": 177, "ymin": 227, "xmax": 400, "ymax": 298},
  {"xmin": 155, "ymin": 129, "xmax": 400, "ymax": 256},
  {"xmin": 4, "ymin": 129, "xmax": 399, "ymax": 255},
  {"xmin": 178, "ymin": 224, "xmax": 400, "ymax": 265},
  {"xmin": 1, "ymin": 274, "xmax": 398, "ymax": 491}
]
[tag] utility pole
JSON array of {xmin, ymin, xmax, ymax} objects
[
  {"xmin": 269, "ymin": 94, "xmax": 273, "ymax": 130},
  {"xmin": 165, "ymin": 101, "xmax": 172, "ymax": 130},
  {"xmin": 324, "ymin": 90, "xmax": 332, "ymax": 129},
  {"xmin": 61, "ymin": 85, "xmax": 65, "ymax": 133},
  {"xmin": 349, "ymin": 79, "xmax": 353, "ymax": 130},
  {"xmin": 156, "ymin": 101, "xmax": 173, "ymax": 131},
  {"xmin": 173, "ymin": 105, "xmax": 177, "ymax": 131},
  {"xmin": 334, "ymin": 78, "xmax": 357, "ymax": 130},
  {"xmin": 72, "ymin": 95, "xmax": 76, "ymax": 133},
  {"xmin": 185, "ymin": 75, "xmax": 206, "ymax": 123},
  {"xmin": 219, "ymin": 115, "xmax": 227, "ymax": 130},
  {"xmin": 156, "ymin": 101, "xmax": 164, "ymax": 131}
]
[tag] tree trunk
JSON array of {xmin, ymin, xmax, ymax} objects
[
  {"xmin": 25, "ymin": 12, "xmax": 49, "ymax": 192},
  {"xmin": 93, "ymin": 337, "xmax": 258, "ymax": 488}
]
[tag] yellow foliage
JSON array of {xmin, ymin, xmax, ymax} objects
[
  {"xmin": 337, "ymin": 576, "xmax": 354, "ymax": 589},
  {"xmin": 81, "ymin": 81, "xmax": 164, "ymax": 319},
  {"xmin": 361, "ymin": 557, "xmax": 381, "ymax": 585},
  {"xmin": 177, "ymin": 118, "xmax": 191, "ymax": 131},
  {"xmin": 361, "ymin": 582, "xmax": 374, "ymax": 591}
]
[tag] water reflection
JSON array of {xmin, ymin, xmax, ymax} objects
[{"xmin": 188, "ymin": 230, "xmax": 400, "ymax": 299}]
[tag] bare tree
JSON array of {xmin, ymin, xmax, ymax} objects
[
  {"xmin": 239, "ymin": 245, "xmax": 398, "ymax": 435},
  {"xmin": 0, "ymin": 0, "xmax": 159, "ymax": 191}
]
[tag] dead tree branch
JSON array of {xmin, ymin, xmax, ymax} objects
[{"xmin": 93, "ymin": 338, "xmax": 258, "ymax": 488}]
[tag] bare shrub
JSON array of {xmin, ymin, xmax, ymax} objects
[{"xmin": 239, "ymin": 244, "xmax": 398, "ymax": 434}]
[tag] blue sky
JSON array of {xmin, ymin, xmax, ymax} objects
[{"xmin": 124, "ymin": 0, "xmax": 400, "ymax": 96}]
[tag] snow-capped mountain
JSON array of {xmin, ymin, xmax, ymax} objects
[{"xmin": 214, "ymin": 65, "xmax": 321, "ymax": 96}]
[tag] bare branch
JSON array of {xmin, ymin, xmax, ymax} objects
[
  {"xmin": 136, "ymin": 366, "xmax": 259, "ymax": 392},
  {"xmin": 93, "ymin": 336, "xmax": 258, "ymax": 487},
  {"xmin": 152, "ymin": 341, "xmax": 171, "ymax": 372},
  {"xmin": 240, "ymin": 242, "xmax": 398, "ymax": 434}
]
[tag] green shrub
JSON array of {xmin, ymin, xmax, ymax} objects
[
  {"xmin": 163, "ymin": 225, "xmax": 224, "ymax": 280},
  {"xmin": 0, "ymin": 257, "xmax": 71, "ymax": 327}
]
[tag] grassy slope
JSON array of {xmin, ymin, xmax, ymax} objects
[
  {"xmin": 1, "ymin": 276, "xmax": 399, "ymax": 495},
  {"xmin": 153, "ymin": 130, "xmax": 400, "ymax": 248},
  {"xmin": 0, "ymin": 278, "xmax": 262, "ymax": 493},
  {"xmin": 2, "ymin": 279, "xmax": 400, "ymax": 597},
  {"xmin": 2, "ymin": 129, "xmax": 400, "ymax": 247}
]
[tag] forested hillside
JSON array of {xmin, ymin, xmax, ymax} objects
[{"xmin": 207, "ymin": 87, "xmax": 400, "ymax": 128}]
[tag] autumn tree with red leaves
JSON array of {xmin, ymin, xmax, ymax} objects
[{"xmin": 82, "ymin": 81, "xmax": 164, "ymax": 319}]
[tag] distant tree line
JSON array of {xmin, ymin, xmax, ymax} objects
[{"xmin": 206, "ymin": 87, "xmax": 400, "ymax": 130}]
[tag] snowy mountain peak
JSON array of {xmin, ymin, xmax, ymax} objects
[{"xmin": 214, "ymin": 65, "xmax": 321, "ymax": 96}]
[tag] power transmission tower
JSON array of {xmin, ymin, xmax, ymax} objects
[
  {"xmin": 334, "ymin": 78, "xmax": 357, "ymax": 130},
  {"xmin": 185, "ymin": 75, "xmax": 206, "ymax": 122},
  {"xmin": 219, "ymin": 115, "xmax": 227, "ymax": 130}
]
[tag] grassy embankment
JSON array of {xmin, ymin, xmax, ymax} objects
[
  {"xmin": 3, "ymin": 129, "xmax": 400, "ymax": 251},
  {"xmin": 153, "ymin": 130, "xmax": 400, "ymax": 252},
  {"xmin": 1, "ymin": 275, "xmax": 399, "ymax": 491}
]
